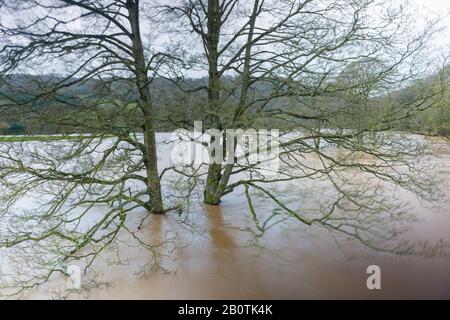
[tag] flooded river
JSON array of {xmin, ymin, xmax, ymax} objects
[{"xmin": 2, "ymin": 136, "xmax": 450, "ymax": 299}]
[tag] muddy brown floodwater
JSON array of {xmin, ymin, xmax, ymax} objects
[{"xmin": 25, "ymin": 137, "xmax": 450, "ymax": 299}]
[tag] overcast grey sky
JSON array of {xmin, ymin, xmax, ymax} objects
[
  {"xmin": 403, "ymin": 1, "xmax": 449, "ymax": 59},
  {"xmin": 415, "ymin": 0, "xmax": 450, "ymax": 15},
  {"xmin": 417, "ymin": 0, "xmax": 450, "ymax": 10},
  {"xmin": 2, "ymin": 0, "xmax": 448, "ymax": 75},
  {"xmin": 412, "ymin": 0, "xmax": 450, "ymax": 40}
]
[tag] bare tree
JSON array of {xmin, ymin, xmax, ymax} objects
[
  {"xmin": 0, "ymin": 0, "xmax": 171, "ymax": 213},
  {"xmin": 0, "ymin": 0, "xmax": 180, "ymax": 295},
  {"xmin": 159, "ymin": 0, "xmax": 448, "ymax": 249}
]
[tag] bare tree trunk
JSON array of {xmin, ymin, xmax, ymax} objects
[
  {"xmin": 203, "ymin": 0, "xmax": 223, "ymax": 205},
  {"xmin": 128, "ymin": 0, "xmax": 164, "ymax": 213},
  {"xmin": 204, "ymin": 0, "xmax": 259, "ymax": 205}
]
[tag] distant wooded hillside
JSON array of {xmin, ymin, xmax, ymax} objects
[{"xmin": 1, "ymin": 68, "xmax": 448, "ymax": 136}]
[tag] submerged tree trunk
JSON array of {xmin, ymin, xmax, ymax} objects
[
  {"xmin": 203, "ymin": 0, "xmax": 259, "ymax": 205},
  {"xmin": 143, "ymin": 118, "xmax": 164, "ymax": 213},
  {"xmin": 203, "ymin": 0, "xmax": 223, "ymax": 205},
  {"xmin": 128, "ymin": 0, "xmax": 164, "ymax": 213},
  {"xmin": 204, "ymin": 163, "xmax": 223, "ymax": 205}
]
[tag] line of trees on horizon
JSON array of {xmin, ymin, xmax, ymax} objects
[{"xmin": 1, "ymin": 67, "xmax": 449, "ymax": 136}]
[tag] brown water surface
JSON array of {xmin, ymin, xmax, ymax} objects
[{"xmin": 25, "ymin": 137, "xmax": 450, "ymax": 299}]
